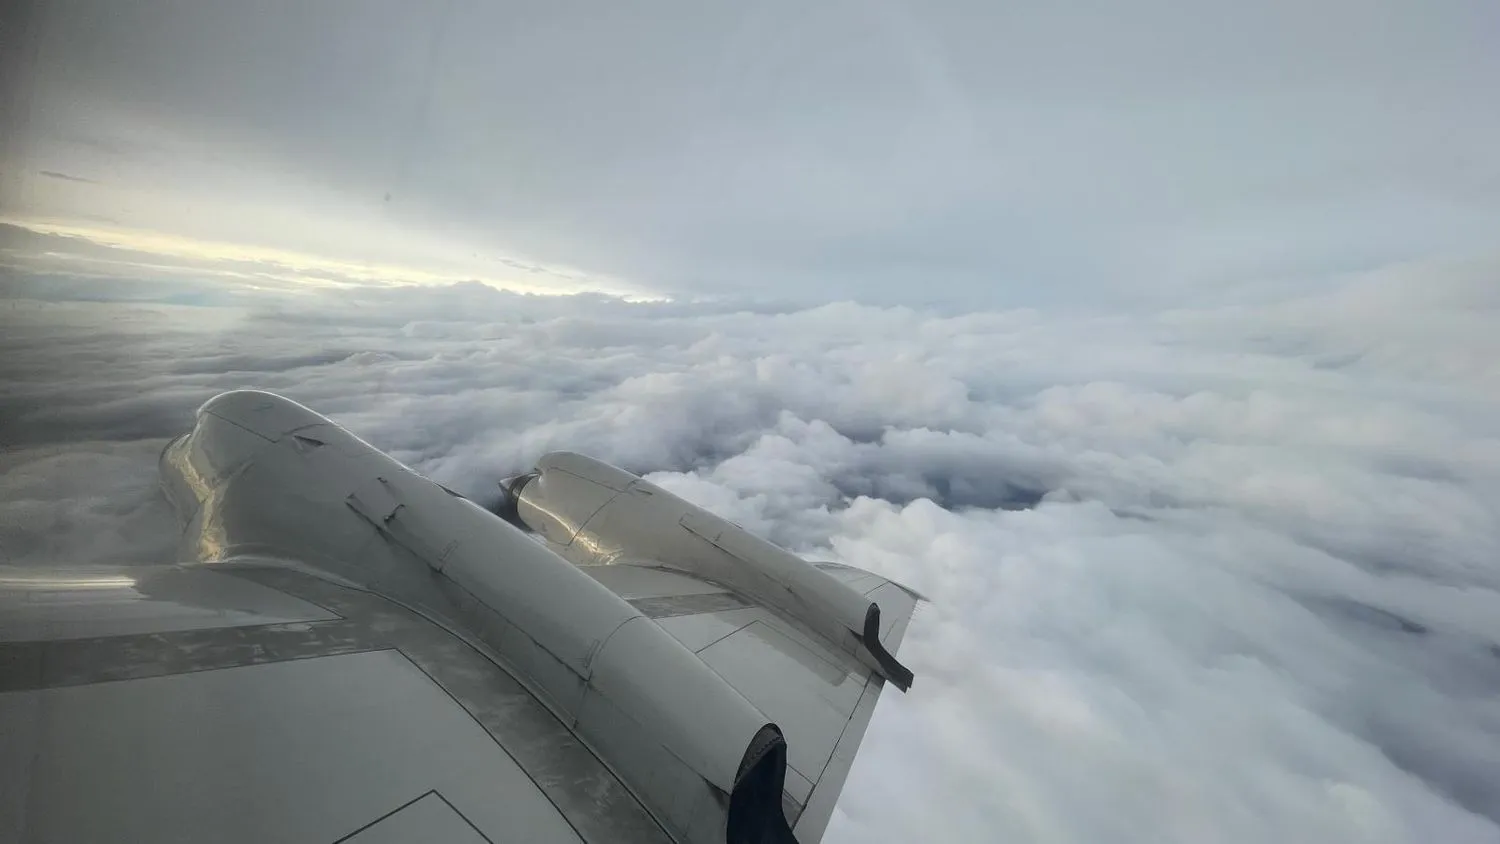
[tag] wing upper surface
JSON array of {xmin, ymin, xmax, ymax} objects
[
  {"xmin": 582, "ymin": 561, "xmax": 921, "ymax": 842},
  {"xmin": 0, "ymin": 560, "xmax": 671, "ymax": 844}
]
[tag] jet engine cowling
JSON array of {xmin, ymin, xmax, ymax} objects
[{"xmin": 506, "ymin": 452, "xmax": 914, "ymax": 691}]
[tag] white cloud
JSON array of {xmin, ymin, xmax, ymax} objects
[{"xmin": 2, "ymin": 253, "xmax": 1498, "ymax": 842}]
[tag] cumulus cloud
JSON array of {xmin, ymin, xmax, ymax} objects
[{"xmin": 2, "ymin": 256, "xmax": 1499, "ymax": 843}]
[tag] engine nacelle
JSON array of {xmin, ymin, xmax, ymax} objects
[
  {"xmin": 161, "ymin": 392, "xmax": 800, "ymax": 843},
  {"xmin": 507, "ymin": 452, "xmax": 914, "ymax": 691}
]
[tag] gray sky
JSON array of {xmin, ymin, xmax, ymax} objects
[{"xmin": 3, "ymin": 0, "xmax": 1498, "ymax": 304}]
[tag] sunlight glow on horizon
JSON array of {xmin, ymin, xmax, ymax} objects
[{"xmin": 2, "ymin": 214, "xmax": 667, "ymax": 301}]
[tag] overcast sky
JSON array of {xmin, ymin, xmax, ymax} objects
[{"xmin": 3, "ymin": 0, "xmax": 1498, "ymax": 304}]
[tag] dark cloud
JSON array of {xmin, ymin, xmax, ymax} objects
[
  {"xmin": 2, "ymin": 256, "xmax": 1498, "ymax": 842},
  {"xmin": 165, "ymin": 351, "xmax": 359, "ymax": 376},
  {"xmin": 36, "ymin": 170, "xmax": 97, "ymax": 184},
  {"xmin": 0, "ymin": 394, "xmax": 193, "ymax": 446}
]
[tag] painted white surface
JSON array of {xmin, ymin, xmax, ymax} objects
[
  {"xmin": 0, "ymin": 650, "xmax": 582, "ymax": 844},
  {"xmin": 342, "ymin": 793, "xmax": 489, "ymax": 844}
]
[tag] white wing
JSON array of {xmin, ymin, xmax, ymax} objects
[
  {"xmin": 2, "ymin": 391, "xmax": 919, "ymax": 844},
  {"xmin": 505, "ymin": 451, "xmax": 923, "ymax": 842},
  {"xmin": 585, "ymin": 560, "xmax": 919, "ymax": 840},
  {"xmin": 0, "ymin": 562, "xmax": 662, "ymax": 844}
]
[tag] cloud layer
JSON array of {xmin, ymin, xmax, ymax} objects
[{"xmin": 2, "ymin": 258, "xmax": 1499, "ymax": 842}]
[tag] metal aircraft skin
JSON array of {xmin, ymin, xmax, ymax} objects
[{"xmin": 1, "ymin": 390, "xmax": 919, "ymax": 844}]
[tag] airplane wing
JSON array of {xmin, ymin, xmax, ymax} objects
[
  {"xmin": 1, "ymin": 391, "xmax": 919, "ymax": 844},
  {"xmin": 580, "ymin": 560, "xmax": 919, "ymax": 840},
  {"xmin": 1, "ymin": 562, "xmax": 664, "ymax": 844},
  {"xmin": 498, "ymin": 451, "xmax": 922, "ymax": 842}
]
